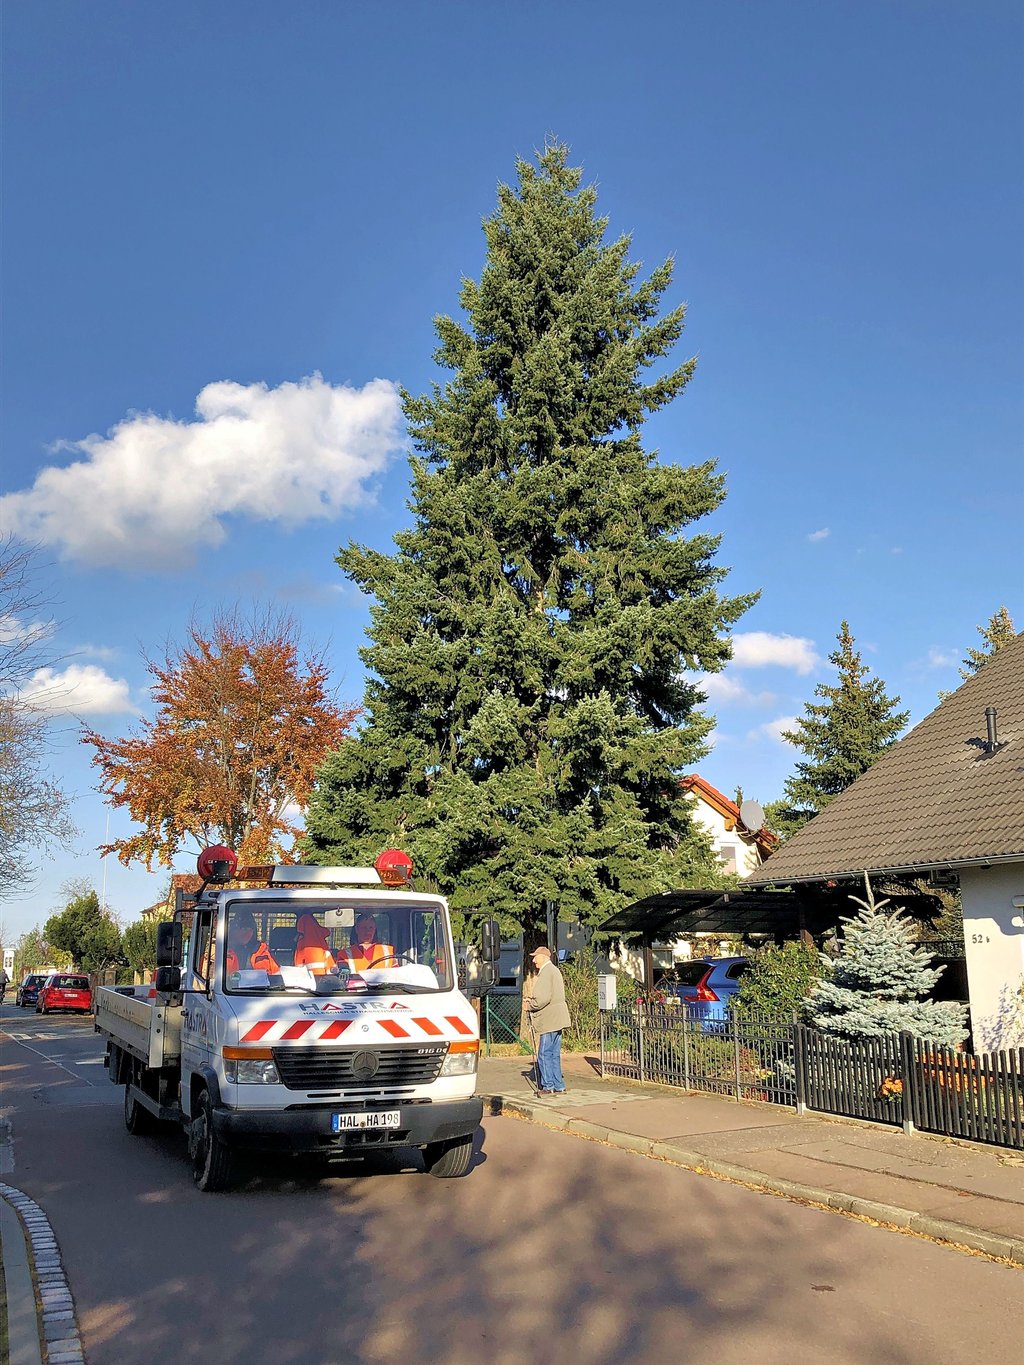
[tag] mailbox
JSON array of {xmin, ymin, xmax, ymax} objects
[{"xmin": 597, "ymin": 974, "xmax": 617, "ymax": 1011}]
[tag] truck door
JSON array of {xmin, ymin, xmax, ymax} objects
[{"xmin": 180, "ymin": 906, "xmax": 216, "ymax": 1117}]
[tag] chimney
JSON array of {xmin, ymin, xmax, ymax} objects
[{"xmin": 985, "ymin": 706, "xmax": 999, "ymax": 753}]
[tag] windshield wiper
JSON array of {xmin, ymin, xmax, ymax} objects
[
  {"xmin": 359, "ymin": 982, "xmax": 435, "ymax": 994},
  {"xmin": 229, "ymin": 983, "xmax": 318, "ymax": 995}
]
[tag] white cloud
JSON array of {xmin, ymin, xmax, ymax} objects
[
  {"xmin": 730, "ymin": 631, "xmax": 819, "ymax": 674},
  {"xmin": 695, "ymin": 672, "xmax": 777, "ymax": 707},
  {"xmin": 277, "ymin": 578, "xmax": 351, "ymax": 606},
  {"xmin": 71, "ymin": 643, "xmax": 120, "ymax": 662},
  {"xmin": 927, "ymin": 646, "xmax": 958, "ymax": 668},
  {"xmin": 697, "ymin": 673, "xmax": 750, "ymax": 703},
  {"xmin": 807, "ymin": 528, "xmax": 830, "ymax": 542},
  {"xmin": 21, "ymin": 664, "xmax": 138, "ymax": 715},
  {"xmin": 0, "ymin": 614, "xmax": 54, "ymax": 647},
  {"xmin": 0, "ymin": 374, "xmax": 404, "ymax": 570},
  {"xmin": 757, "ymin": 715, "xmax": 799, "ymax": 744}
]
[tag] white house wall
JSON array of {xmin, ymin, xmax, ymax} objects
[
  {"xmin": 960, "ymin": 863, "xmax": 1024, "ymax": 1050},
  {"xmin": 688, "ymin": 797, "xmax": 762, "ymax": 877}
]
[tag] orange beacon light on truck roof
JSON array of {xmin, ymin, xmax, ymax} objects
[
  {"xmin": 197, "ymin": 845, "xmax": 238, "ymax": 882},
  {"xmin": 374, "ymin": 849, "xmax": 414, "ymax": 887}
]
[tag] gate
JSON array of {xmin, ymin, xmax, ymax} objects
[
  {"xmin": 794, "ymin": 1025, "xmax": 907, "ymax": 1128},
  {"xmin": 482, "ymin": 992, "xmax": 531, "ymax": 1054}
]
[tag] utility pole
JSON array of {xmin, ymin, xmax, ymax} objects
[{"xmin": 545, "ymin": 900, "xmax": 556, "ymax": 954}]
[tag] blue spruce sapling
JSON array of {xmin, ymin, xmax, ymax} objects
[{"xmin": 807, "ymin": 879, "xmax": 969, "ymax": 1047}]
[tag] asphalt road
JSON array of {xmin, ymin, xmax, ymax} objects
[{"xmin": 2, "ymin": 1003, "xmax": 1022, "ymax": 1365}]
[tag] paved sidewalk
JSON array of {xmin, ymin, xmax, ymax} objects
[{"xmin": 479, "ymin": 1052, "xmax": 1024, "ymax": 1265}]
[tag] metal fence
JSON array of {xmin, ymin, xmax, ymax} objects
[
  {"xmin": 908, "ymin": 1037, "xmax": 1023, "ymax": 1147},
  {"xmin": 482, "ymin": 991, "xmax": 531, "ymax": 1054},
  {"xmin": 599, "ymin": 1000, "xmax": 796, "ymax": 1105},
  {"xmin": 599, "ymin": 998, "xmax": 1024, "ymax": 1150},
  {"xmin": 794, "ymin": 1025, "xmax": 906, "ymax": 1129}
]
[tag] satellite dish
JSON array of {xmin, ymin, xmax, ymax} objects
[{"xmin": 739, "ymin": 799, "xmax": 765, "ymax": 834}]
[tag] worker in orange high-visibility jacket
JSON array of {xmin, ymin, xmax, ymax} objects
[
  {"xmin": 294, "ymin": 913, "xmax": 338, "ymax": 974},
  {"xmin": 336, "ymin": 913, "xmax": 397, "ymax": 971},
  {"xmin": 225, "ymin": 910, "xmax": 280, "ymax": 975}
]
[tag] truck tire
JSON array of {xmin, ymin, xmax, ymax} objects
[
  {"xmin": 422, "ymin": 1134, "xmax": 475, "ymax": 1178},
  {"xmin": 189, "ymin": 1089, "xmax": 233, "ymax": 1192},
  {"xmin": 124, "ymin": 1083, "xmax": 156, "ymax": 1135}
]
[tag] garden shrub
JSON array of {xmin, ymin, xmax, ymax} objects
[
  {"xmin": 560, "ymin": 946, "xmax": 601, "ymax": 1051},
  {"xmin": 734, "ymin": 940, "xmax": 827, "ymax": 1020}
]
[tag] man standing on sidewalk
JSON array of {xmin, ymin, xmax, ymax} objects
[{"xmin": 526, "ymin": 946, "xmax": 571, "ymax": 1095}]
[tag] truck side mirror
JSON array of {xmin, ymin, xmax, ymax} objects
[
  {"xmin": 154, "ymin": 966, "xmax": 181, "ymax": 993},
  {"xmin": 156, "ymin": 921, "xmax": 182, "ymax": 968},
  {"xmin": 480, "ymin": 920, "xmax": 501, "ymax": 964}
]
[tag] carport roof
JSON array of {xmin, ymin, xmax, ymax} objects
[{"xmin": 599, "ymin": 885, "xmax": 941, "ymax": 941}]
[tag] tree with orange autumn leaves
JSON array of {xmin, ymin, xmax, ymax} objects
[{"xmin": 84, "ymin": 611, "xmax": 358, "ymax": 869}]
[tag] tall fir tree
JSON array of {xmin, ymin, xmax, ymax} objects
[
  {"xmin": 958, "ymin": 605, "xmax": 1016, "ymax": 680},
  {"xmin": 806, "ymin": 883, "xmax": 968, "ymax": 1046},
  {"xmin": 304, "ymin": 143, "xmax": 755, "ymax": 945},
  {"xmin": 766, "ymin": 622, "xmax": 908, "ymax": 837}
]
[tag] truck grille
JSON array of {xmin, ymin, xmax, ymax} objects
[{"xmin": 272, "ymin": 1044, "xmax": 447, "ymax": 1091}]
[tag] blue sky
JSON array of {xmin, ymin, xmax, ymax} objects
[{"xmin": 2, "ymin": 1, "xmax": 1021, "ymax": 942}]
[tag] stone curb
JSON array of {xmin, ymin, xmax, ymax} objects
[
  {"xmin": 483, "ymin": 1093, "xmax": 1024, "ymax": 1267},
  {"xmin": 0, "ymin": 1183, "xmax": 87, "ymax": 1363}
]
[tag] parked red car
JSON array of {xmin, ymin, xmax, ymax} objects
[{"xmin": 36, "ymin": 973, "xmax": 93, "ymax": 1015}]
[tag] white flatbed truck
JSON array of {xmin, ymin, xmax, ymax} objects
[{"xmin": 96, "ymin": 847, "xmax": 500, "ymax": 1190}]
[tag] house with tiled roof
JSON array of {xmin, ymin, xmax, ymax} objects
[
  {"xmin": 745, "ymin": 633, "xmax": 1024, "ymax": 1049},
  {"xmin": 139, "ymin": 873, "xmax": 203, "ymax": 922},
  {"xmin": 681, "ymin": 775, "xmax": 776, "ymax": 877}
]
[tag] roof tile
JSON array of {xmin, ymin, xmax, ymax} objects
[{"xmin": 745, "ymin": 632, "xmax": 1024, "ymax": 882}]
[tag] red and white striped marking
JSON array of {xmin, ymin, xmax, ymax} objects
[{"xmin": 239, "ymin": 1015, "xmax": 475, "ymax": 1045}]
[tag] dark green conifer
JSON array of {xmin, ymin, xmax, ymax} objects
[
  {"xmin": 767, "ymin": 622, "xmax": 908, "ymax": 837},
  {"xmin": 305, "ymin": 143, "xmax": 755, "ymax": 942}
]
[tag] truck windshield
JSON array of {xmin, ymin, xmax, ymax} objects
[{"xmin": 221, "ymin": 899, "xmax": 453, "ymax": 995}]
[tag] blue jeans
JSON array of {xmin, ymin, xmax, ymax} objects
[{"xmin": 536, "ymin": 1030, "xmax": 565, "ymax": 1092}]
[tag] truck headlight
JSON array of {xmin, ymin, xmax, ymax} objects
[
  {"xmin": 223, "ymin": 1047, "xmax": 280, "ymax": 1085},
  {"xmin": 440, "ymin": 1042, "xmax": 478, "ymax": 1077}
]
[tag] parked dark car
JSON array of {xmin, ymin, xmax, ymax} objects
[
  {"xmin": 16, "ymin": 973, "xmax": 49, "ymax": 1008},
  {"xmin": 665, "ymin": 956, "xmax": 750, "ymax": 1024}
]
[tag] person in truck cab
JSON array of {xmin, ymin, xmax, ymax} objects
[
  {"xmin": 336, "ymin": 914, "xmax": 396, "ymax": 971},
  {"xmin": 293, "ymin": 913, "xmax": 337, "ymax": 975},
  {"xmin": 226, "ymin": 911, "xmax": 279, "ymax": 974}
]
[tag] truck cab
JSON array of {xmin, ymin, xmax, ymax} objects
[{"xmin": 99, "ymin": 848, "xmax": 500, "ymax": 1191}]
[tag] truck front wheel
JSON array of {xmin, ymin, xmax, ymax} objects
[
  {"xmin": 422, "ymin": 1134, "xmax": 475, "ymax": 1178},
  {"xmin": 189, "ymin": 1089, "xmax": 233, "ymax": 1192},
  {"xmin": 124, "ymin": 1083, "xmax": 156, "ymax": 1135}
]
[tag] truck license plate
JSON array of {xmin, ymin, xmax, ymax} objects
[{"xmin": 332, "ymin": 1110, "xmax": 400, "ymax": 1132}]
